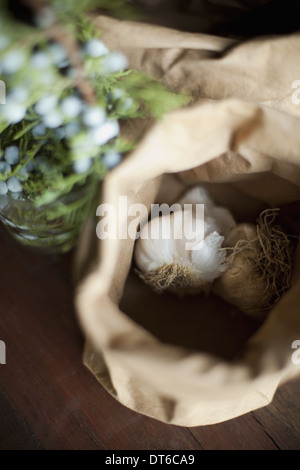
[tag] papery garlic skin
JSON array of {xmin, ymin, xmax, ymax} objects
[
  {"xmin": 178, "ymin": 186, "xmax": 236, "ymax": 238},
  {"xmin": 134, "ymin": 186, "xmax": 236, "ymax": 294}
]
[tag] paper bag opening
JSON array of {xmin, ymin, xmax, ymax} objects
[
  {"xmin": 74, "ymin": 18, "xmax": 300, "ymax": 425},
  {"xmin": 75, "ymin": 97, "xmax": 300, "ymax": 426}
]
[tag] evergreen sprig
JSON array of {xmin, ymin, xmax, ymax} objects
[{"xmin": 0, "ymin": 0, "xmax": 190, "ymax": 251}]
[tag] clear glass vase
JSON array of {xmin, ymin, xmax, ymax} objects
[{"xmin": 0, "ymin": 184, "xmax": 96, "ymax": 253}]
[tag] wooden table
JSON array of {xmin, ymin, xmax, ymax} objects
[{"xmin": 0, "ymin": 223, "xmax": 299, "ymax": 451}]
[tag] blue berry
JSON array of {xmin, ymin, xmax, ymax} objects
[
  {"xmin": 47, "ymin": 42, "xmax": 68, "ymax": 67},
  {"xmin": 8, "ymin": 87, "xmax": 29, "ymax": 103},
  {"xmin": 90, "ymin": 120, "xmax": 119, "ymax": 145},
  {"xmin": 103, "ymin": 151, "xmax": 122, "ymax": 169},
  {"xmin": 64, "ymin": 122, "xmax": 80, "ymax": 138},
  {"xmin": 10, "ymin": 191, "xmax": 24, "ymax": 201},
  {"xmin": 1, "ymin": 50, "xmax": 25, "ymax": 74},
  {"xmin": 17, "ymin": 166, "xmax": 29, "ymax": 179},
  {"xmin": 35, "ymin": 95, "xmax": 57, "ymax": 115},
  {"xmin": 72, "ymin": 157, "xmax": 92, "ymax": 174},
  {"xmin": 0, "ymin": 181, "xmax": 8, "ymax": 195},
  {"xmin": 121, "ymin": 97, "xmax": 134, "ymax": 111},
  {"xmin": 4, "ymin": 146, "xmax": 19, "ymax": 165},
  {"xmin": 55, "ymin": 127, "xmax": 65, "ymax": 140},
  {"xmin": 0, "ymin": 161, "xmax": 12, "ymax": 176},
  {"xmin": 43, "ymin": 110, "xmax": 63, "ymax": 128},
  {"xmin": 31, "ymin": 51, "xmax": 51, "ymax": 69},
  {"xmin": 60, "ymin": 96, "xmax": 82, "ymax": 118},
  {"xmin": 82, "ymin": 106, "xmax": 106, "ymax": 128},
  {"xmin": 3, "ymin": 100, "xmax": 26, "ymax": 123},
  {"xmin": 32, "ymin": 123, "xmax": 46, "ymax": 137},
  {"xmin": 84, "ymin": 39, "xmax": 108, "ymax": 58},
  {"xmin": 7, "ymin": 177, "xmax": 22, "ymax": 192},
  {"xmin": 104, "ymin": 51, "xmax": 128, "ymax": 74},
  {"xmin": 113, "ymin": 88, "xmax": 123, "ymax": 100}
]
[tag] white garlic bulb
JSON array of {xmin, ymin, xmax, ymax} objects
[{"xmin": 134, "ymin": 186, "xmax": 236, "ymax": 294}]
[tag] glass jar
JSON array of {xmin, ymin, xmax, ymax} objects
[{"xmin": 0, "ymin": 183, "xmax": 97, "ymax": 253}]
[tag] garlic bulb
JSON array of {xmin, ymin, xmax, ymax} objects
[
  {"xmin": 213, "ymin": 211, "xmax": 294, "ymax": 318},
  {"xmin": 212, "ymin": 223, "xmax": 267, "ymax": 318},
  {"xmin": 134, "ymin": 186, "xmax": 236, "ymax": 294}
]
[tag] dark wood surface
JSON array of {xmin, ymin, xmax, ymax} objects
[
  {"xmin": 0, "ymin": 223, "xmax": 300, "ymax": 451},
  {"xmin": 1, "ymin": 0, "xmax": 299, "ymax": 453}
]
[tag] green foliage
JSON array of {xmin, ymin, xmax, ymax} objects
[
  {"xmin": 0, "ymin": 0, "xmax": 190, "ymax": 251},
  {"xmin": 48, "ymin": 0, "xmax": 139, "ymax": 20},
  {"xmin": 119, "ymin": 71, "xmax": 191, "ymax": 119}
]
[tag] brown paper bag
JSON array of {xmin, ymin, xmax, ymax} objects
[{"xmin": 75, "ymin": 18, "xmax": 300, "ymax": 426}]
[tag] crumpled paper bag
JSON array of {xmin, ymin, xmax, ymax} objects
[{"xmin": 74, "ymin": 17, "xmax": 300, "ymax": 426}]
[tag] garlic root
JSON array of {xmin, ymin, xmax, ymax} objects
[{"xmin": 213, "ymin": 209, "xmax": 295, "ymax": 319}]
